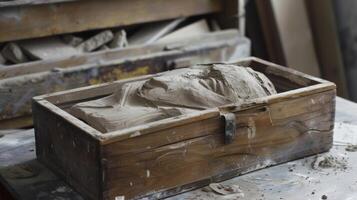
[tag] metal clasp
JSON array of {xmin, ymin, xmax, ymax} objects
[{"xmin": 222, "ymin": 113, "xmax": 236, "ymax": 144}]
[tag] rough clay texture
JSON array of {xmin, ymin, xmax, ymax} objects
[
  {"xmin": 311, "ymin": 155, "xmax": 348, "ymax": 171},
  {"xmin": 109, "ymin": 30, "xmax": 128, "ymax": 49},
  {"xmin": 345, "ymin": 144, "xmax": 357, "ymax": 152},
  {"xmin": 1, "ymin": 43, "xmax": 28, "ymax": 64},
  {"xmin": 77, "ymin": 30, "xmax": 114, "ymax": 52},
  {"xmin": 70, "ymin": 64, "xmax": 277, "ymax": 133}
]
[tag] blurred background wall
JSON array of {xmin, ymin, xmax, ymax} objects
[
  {"xmin": 246, "ymin": 0, "xmax": 356, "ymax": 101},
  {"xmin": 333, "ymin": 0, "xmax": 357, "ymax": 101}
]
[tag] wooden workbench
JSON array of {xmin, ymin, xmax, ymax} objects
[{"xmin": 0, "ymin": 97, "xmax": 357, "ymax": 200}]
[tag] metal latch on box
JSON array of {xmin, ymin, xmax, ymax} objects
[{"xmin": 222, "ymin": 113, "xmax": 236, "ymax": 144}]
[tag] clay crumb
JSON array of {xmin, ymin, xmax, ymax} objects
[
  {"xmin": 311, "ymin": 155, "xmax": 347, "ymax": 171},
  {"xmin": 209, "ymin": 183, "xmax": 244, "ymax": 197},
  {"xmin": 321, "ymin": 194, "xmax": 328, "ymax": 199},
  {"xmin": 345, "ymin": 144, "xmax": 357, "ymax": 152}
]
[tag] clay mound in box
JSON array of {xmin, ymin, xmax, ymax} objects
[{"xmin": 70, "ymin": 64, "xmax": 277, "ymax": 132}]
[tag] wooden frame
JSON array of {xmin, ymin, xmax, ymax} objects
[{"xmin": 33, "ymin": 57, "xmax": 336, "ymax": 200}]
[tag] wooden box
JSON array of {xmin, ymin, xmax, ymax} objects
[{"xmin": 33, "ymin": 57, "xmax": 336, "ymax": 200}]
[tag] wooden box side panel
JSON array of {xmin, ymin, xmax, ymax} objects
[
  {"xmin": 33, "ymin": 101, "xmax": 101, "ymax": 200},
  {"xmin": 101, "ymin": 89, "xmax": 335, "ymax": 200}
]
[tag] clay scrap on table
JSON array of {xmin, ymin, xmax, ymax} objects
[{"xmin": 70, "ymin": 64, "xmax": 277, "ymax": 132}]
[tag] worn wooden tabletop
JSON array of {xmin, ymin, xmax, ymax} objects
[{"xmin": 1, "ymin": 97, "xmax": 357, "ymax": 200}]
